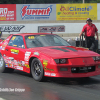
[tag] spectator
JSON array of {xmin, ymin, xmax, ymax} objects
[{"xmin": 79, "ymin": 18, "xmax": 99, "ymax": 52}]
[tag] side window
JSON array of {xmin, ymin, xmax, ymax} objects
[{"xmin": 8, "ymin": 36, "xmax": 25, "ymax": 48}]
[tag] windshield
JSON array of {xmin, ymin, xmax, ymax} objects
[{"xmin": 25, "ymin": 34, "xmax": 70, "ymax": 48}]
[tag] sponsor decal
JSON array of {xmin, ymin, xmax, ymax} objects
[
  {"xmin": 2, "ymin": 44, "xmax": 6, "ymax": 47},
  {"xmin": 10, "ymin": 49, "xmax": 19, "ymax": 54},
  {"xmin": 43, "ymin": 59, "xmax": 48, "ymax": 67},
  {"xmin": 5, "ymin": 63, "xmax": 8, "ymax": 67},
  {"xmin": 14, "ymin": 60, "xmax": 18, "ymax": 65},
  {"xmin": 21, "ymin": 61, "xmax": 25, "ymax": 66},
  {"xmin": 40, "ymin": 35, "xmax": 46, "ymax": 36},
  {"xmin": 18, "ymin": 61, "xmax": 22, "ymax": 66},
  {"xmin": 16, "ymin": 66, "xmax": 23, "ymax": 71},
  {"xmin": 3, "ymin": 54, "xmax": 6, "ymax": 57},
  {"xmin": 8, "ymin": 63, "xmax": 12, "ymax": 67},
  {"xmin": 44, "ymin": 72, "xmax": 51, "ymax": 76},
  {"xmin": 34, "ymin": 52, "xmax": 39, "ymax": 56},
  {"xmin": 25, "ymin": 64, "xmax": 30, "ymax": 68},
  {"xmin": 28, "ymin": 36, "xmax": 35, "ymax": 39},
  {"xmin": 44, "ymin": 66, "xmax": 54, "ymax": 71},
  {"xmin": 13, "ymin": 45, "xmax": 17, "ymax": 47},
  {"xmin": 11, "ymin": 36, "xmax": 16, "ymax": 40},
  {"xmin": 25, "ymin": 61, "xmax": 28, "ymax": 64},
  {"xmin": 3, "ymin": 41, "xmax": 8, "ymax": 45},
  {"xmin": 24, "ymin": 51, "xmax": 31, "ymax": 61},
  {"xmin": 24, "ymin": 56, "xmax": 29, "ymax": 61},
  {"xmin": 2, "ymin": 46, "xmax": 5, "ymax": 50},
  {"xmin": 0, "ymin": 46, "xmax": 2, "ymax": 49},
  {"xmin": 21, "ymin": 5, "xmax": 52, "ymax": 19},
  {"xmin": 0, "ymin": 25, "xmax": 25, "ymax": 32},
  {"xmin": 8, "ymin": 57, "xmax": 14, "ymax": 61},
  {"xmin": 51, "ymin": 73, "xmax": 56, "ymax": 76},
  {"xmin": 44, "ymin": 72, "xmax": 56, "ymax": 76},
  {"xmin": 25, "ymin": 51, "xmax": 31, "ymax": 56}
]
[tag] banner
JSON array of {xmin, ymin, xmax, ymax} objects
[
  {"xmin": 56, "ymin": 3, "xmax": 97, "ymax": 20},
  {"xmin": 38, "ymin": 25, "xmax": 65, "ymax": 33},
  {"xmin": 0, "ymin": 4, "xmax": 16, "ymax": 21},
  {"xmin": 16, "ymin": 4, "xmax": 56, "ymax": 21}
]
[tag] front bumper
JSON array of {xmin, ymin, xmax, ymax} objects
[{"xmin": 44, "ymin": 65, "xmax": 100, "ymax": 78}]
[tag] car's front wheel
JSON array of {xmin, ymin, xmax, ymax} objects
[
  {"xmin": 0, "ymin": 54, "xmax": 14, "ymax": 73},
  {"xmin": 31, "ymin": 58, "xmax": 44, "ymax": 82}
]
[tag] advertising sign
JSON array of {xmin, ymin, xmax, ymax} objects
[
  {"xmin": 16, "ymin": 4, "xmax": 56, "ymax": 21},
  {"xmin": 56, "ymin": 3, "xmax": 97, "ymax": 20},
  {"xmin": 0, "ymin": 25, "xmax": 25, "ymax": 32},
  {"xmin": 38, "ymin": 26, "xmax": 65, "ymax": 33},
  {"xmin": 0, "ymin": 4, "xmax": 16, "ymax": 21}
]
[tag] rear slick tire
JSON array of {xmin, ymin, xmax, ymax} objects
[{"xmin": 0, "ymin": 54, "xmax": 14, "ymax": 73}]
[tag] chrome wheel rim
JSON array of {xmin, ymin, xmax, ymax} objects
[{"xmin": 33, "ymin": 61, "xmax": 41, "ymax": 76}]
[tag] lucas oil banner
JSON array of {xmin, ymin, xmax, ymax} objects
[
  {"xmin": 16, "ymin": 4, "xmax": 56, "ymax": 21},
  {"xmin": 56, "ymin": 3, "xmax": 97, "ymax": 20}
]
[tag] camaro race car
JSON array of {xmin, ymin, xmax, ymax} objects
[{"xmin": 0, "ymin": 33, "xmax": 100, "ymax": 81}]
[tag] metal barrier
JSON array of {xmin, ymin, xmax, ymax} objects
[{"xmin": 79, "ymin": 34, "xmax": 100, "ymax": 54}]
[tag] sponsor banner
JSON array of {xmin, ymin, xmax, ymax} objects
[
  {"xmin": 0, "ymin": 4, "xmax": 16, "ymax": 21},
  {"xmin": 38, "ymin": 25, "xmax": 65, "ymax": 32},
  {"xmin": 0, "ymin": 25, "xmax": 25, "ymax": 32},
  {"xmin": 56, "ymin": 3, "xmax": 97, "ymax": 20},
  {"xmin": 16, "ymin": 4, "xmax": 56, "ymax": 21}
]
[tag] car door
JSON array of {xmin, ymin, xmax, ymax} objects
[{"xmin": 3, "ymin": 35, "xmax": 26, "ymax": 71}]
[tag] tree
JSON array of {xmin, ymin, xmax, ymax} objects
[{"xmin": 0, "ymin": 0, "xmax": 100, "ymax": 4}]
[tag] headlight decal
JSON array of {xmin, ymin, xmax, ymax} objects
[{"xmin": 54, "ymin": 58, "xmax": 67, "ymax": 64}]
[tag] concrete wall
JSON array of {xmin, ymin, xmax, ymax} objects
[{"xmin": 0, "ymin": 20, "xmax": 100, "ymax": 38}]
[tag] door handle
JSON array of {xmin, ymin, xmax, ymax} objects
[{"xmin": 5, "ymin": 49, "xmax": 8, "ymax": 51}]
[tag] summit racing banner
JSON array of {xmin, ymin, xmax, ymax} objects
[
  {"xmin": 56, "ymin": 3, "xmax": 97, "ymax": 20},
  {"xmin": 16, "ymin": 4, "xmax": 56, "ymax": 21},
  {"xmin": 0, "ymin": 4, "xmax": 16, "ymax": 21}
]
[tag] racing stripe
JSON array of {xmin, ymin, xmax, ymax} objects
[
  {"xmin": 51, "ymin": 48, "xmax": 69, "ymax": 52},
  {"xmin": 63, "ymin": 47, "xmax": 77, "ymax": 51}
]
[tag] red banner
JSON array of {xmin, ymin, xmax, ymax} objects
[{"xmin": 0, "ymin": 4, "xmax": 16, "ymax": 21}]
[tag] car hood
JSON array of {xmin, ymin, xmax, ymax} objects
[{"xmin": 29, "ymin": 46, "xmax": 100, "ymax": 59}]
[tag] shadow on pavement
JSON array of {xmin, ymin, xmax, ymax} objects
[{"xmin": 13, "ymin": 70, "xmax": 100, "ymax": 86}]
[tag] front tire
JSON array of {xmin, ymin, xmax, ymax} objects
[{"xmin": 31, "ymin": 58, "xmax": 44, "ymax": 82}]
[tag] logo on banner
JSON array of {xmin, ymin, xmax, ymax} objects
[
  {"xmin": 0, "ymin": 25, "xmax": 25, "ymax": 32},
  {"xmin": 21, "ymin": 5, "xmax": 52, "ymax": 19},
  {"xmin": 56, "ymin": 4, "xmax": 97, "ymax": 20},
  {"xmin": 0, "ymin": 4, "xmax": 16, "ymax": 21},
  {"xmin": 38, "ymin": 26, "xmax": 65, "ymax": 32}
]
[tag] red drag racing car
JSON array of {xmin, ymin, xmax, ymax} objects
[{"xmin": 0, "ymin": 33, "xmax": 100, "ymax": 81}]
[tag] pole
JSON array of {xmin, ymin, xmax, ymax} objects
[{"xmin": 83, "ymin": 0, "xmax": 85, "ymax": 3}]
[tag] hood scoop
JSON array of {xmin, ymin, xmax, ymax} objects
[
  {"xmin": 51, "ymin": 47, "xmax": 78, "ymax": 52},
  {"xmin": 51, "ymin": 47, "xmax": 69, "ymax": 52},
  {"xmin": 63, "ymin": 47, "xmax": 77, "ymax": 52}
]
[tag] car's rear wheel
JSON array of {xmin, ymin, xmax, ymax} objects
[
  {"xmin": 0, "ymin": 54, "xmax": 14, "ymax": 73},
  {"xmin": 31, "ymin": 58, "xmax": 44, "ymax": 82}
]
